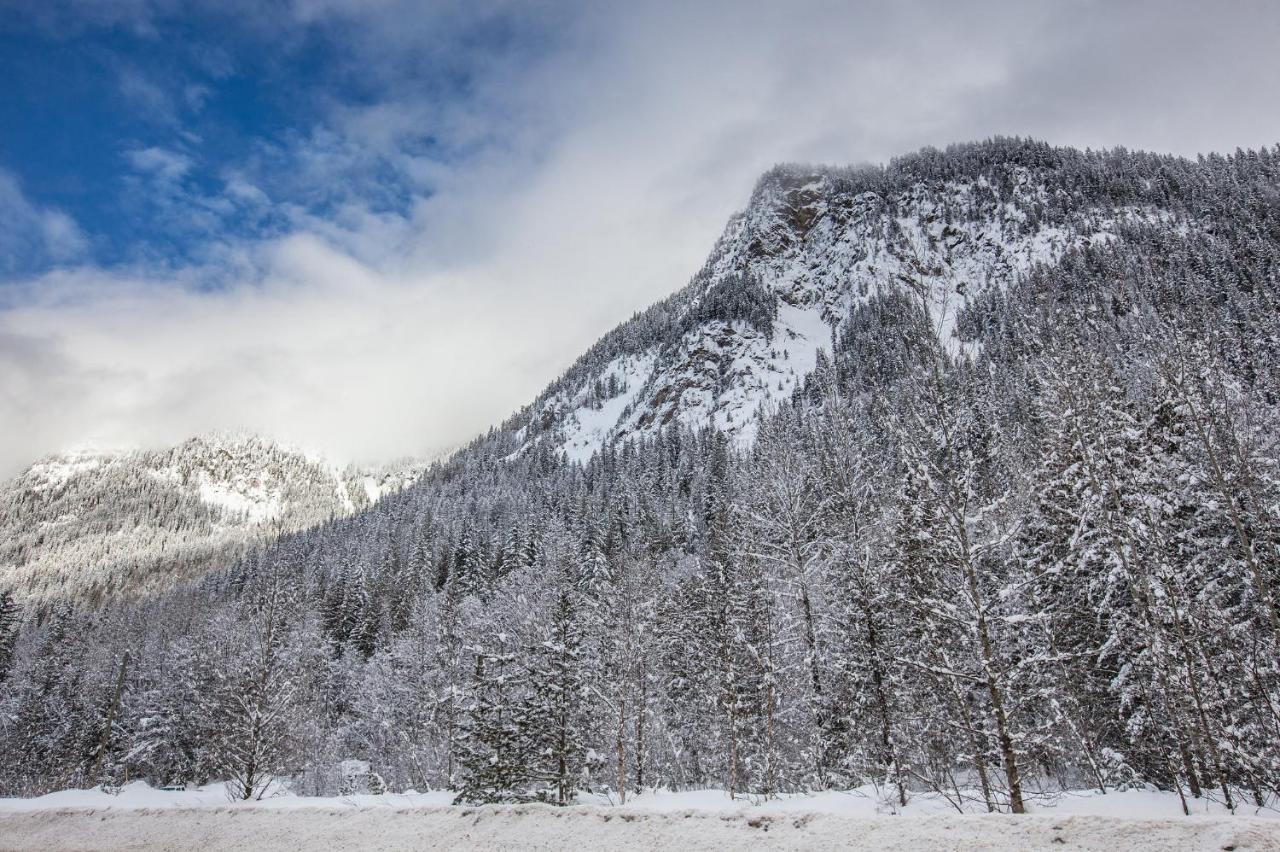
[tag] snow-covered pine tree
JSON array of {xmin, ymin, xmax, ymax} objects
[
  {"xmin": 0, "ymin": 589, "xmax": 19, "ymax": 685},
  {"xmin": 453, "ymin": 630, "xmax": 536, "ymax": 804},
  {"xmin": 522, "ymin": 559, "xmax": 590, "ymax": 804}
]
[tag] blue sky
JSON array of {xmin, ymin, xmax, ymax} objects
[
  {"xmin": 2, "ymin": 0, "xmax": 1279, "ymax": 475},
  {"xmin": 0, "ymin": 1, "xmax": 563, "ymax": 277}
]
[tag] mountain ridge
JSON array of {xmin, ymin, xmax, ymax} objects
[
  {"xmin": 0, "ymin": 431, "xmax": 423, "ymax": 605},
  {"xmin": 484, "ymin": 138, "xmax": 1180, "ymax": 468}
]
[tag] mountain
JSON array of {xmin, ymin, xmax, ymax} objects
[
  {"xmin": 0, "ymin": 433, "xmax": 421, "ymax": 606},
  {"xmin": 3, "ymin": 139, "xmax": 1279, "ymax": 810},
  {"xmin": 506, "ymin": 152, "xmax": 1162, "ymax": 463}
]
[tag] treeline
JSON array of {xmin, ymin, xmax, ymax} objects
[{"xmin": 1, "ymin": 141, "xmax": 1278, "ymax": 813}]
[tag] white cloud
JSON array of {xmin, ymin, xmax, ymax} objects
[
  {"xmin": 126, "ymin": 147, "xmax": 194, "ymax": 183},
  {"xmin": 3, "ymin": 0, "xmax": 1280, "ymax": 476},
  {"xmin": 0, "ymin": 170, "xmax": 89, "ymax": 276},
  {"xmin": 116, "ymin": 65, "xmax": 179, "ymax": 126}
]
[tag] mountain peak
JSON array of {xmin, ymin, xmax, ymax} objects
[{"xmin": 498, "ymin": 140, "xmax": 1171, "ymax": 466}]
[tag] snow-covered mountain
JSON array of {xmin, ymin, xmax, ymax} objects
[
  {"xmin": 507, "ymin": 158, "xmax": 1165, "ymax": 464},
  {"xmin": 0, "ymin": 144, "xmax": 1185, "ymax": 607},
  {"xmin": 0, "ymin": 433, "xmax": 422, "ymax": 605},
  {"xmin": 6, "ymin": 140, "xmax": 1280, "ymax": 807}
]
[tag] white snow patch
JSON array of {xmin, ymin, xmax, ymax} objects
[
  {"xmin": 197, "ymin": 481, "xmax": 284, "ymax": 524},
  {"xmin": 559, "ymin": 353, "xmax": 656, "ymax": 465},
  {"xmin": 3, "ymin": 781, "xmax": 1271, "ymax": 819},
  {"xmin": 0, "ymin": 783, "xmax": 1275, "ymax": 851}
]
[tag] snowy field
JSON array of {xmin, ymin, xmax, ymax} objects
[{"xmin": 1, "ymin": 785, "xmax": 1278, "ymax": 851}]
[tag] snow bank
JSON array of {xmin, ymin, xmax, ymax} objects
[
  {"xmin": 2, "ymin": 802, "xmax": 1277, "ymax": 851},
  {"xmin": 5, "ymin": 781, "xmax": 1273, "ymax": 818},
  {"xmin": 1, "ymin": 784, "xmax": 1277, "ymax": 850}
]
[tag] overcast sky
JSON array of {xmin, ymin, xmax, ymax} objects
[{"xmin": 2, "ymin": 0, "xmax": 1279, "ymax": 476}]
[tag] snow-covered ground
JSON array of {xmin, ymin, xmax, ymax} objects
[{"xmin": 1, "ymin": 784, "xmax": 1276, "ymax": 851}]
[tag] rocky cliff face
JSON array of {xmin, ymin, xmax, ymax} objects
[{"xmin": 509, "ymin": 157, "xmax": 1165, "ymax": 464}]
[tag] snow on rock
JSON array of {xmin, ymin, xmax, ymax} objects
[
  {"xmin": 559, "ymin": 354, "xmax": 657, "ymax": 464},
  {"xmin": 508, "ymin": 165, "xmax": 1174, "ymax": 465},
  {"xmin": 196, "ymin": 481, "xmax": 283, "ymax": 525}
]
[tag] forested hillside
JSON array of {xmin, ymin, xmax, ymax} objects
[
  {"xmin": 0, "ymin": 434, "xmax": 420, "ymax": 607},
  {"xmin": 2, "ymin": 139, "xmax": 1278, "ymax": 815}
]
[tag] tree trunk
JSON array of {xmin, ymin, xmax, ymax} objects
[
  {"xmin": 798, "ymin": 581, "xmax": 828, "ymax": 787},
  {"xmin": 89, "ymin": 651, "xmax": 130, "ymax": 785},
  {"xmin": 935, "ymin": 648, "xmax": 995, "ymax": 812},
  {"xmin": 862, "ymin": 595, "xmax": 906, "ymax": 807},
  {"xmin": 616, "ymin": 698, "xmax": 628, "ymax": 805},
  {"xmin": 959, "ymin": 531, "xmax": 1025, "ymax": 814},
  {"xmin": 635, "ymin": 662, "xmax": 647, "ymax": 792}
]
